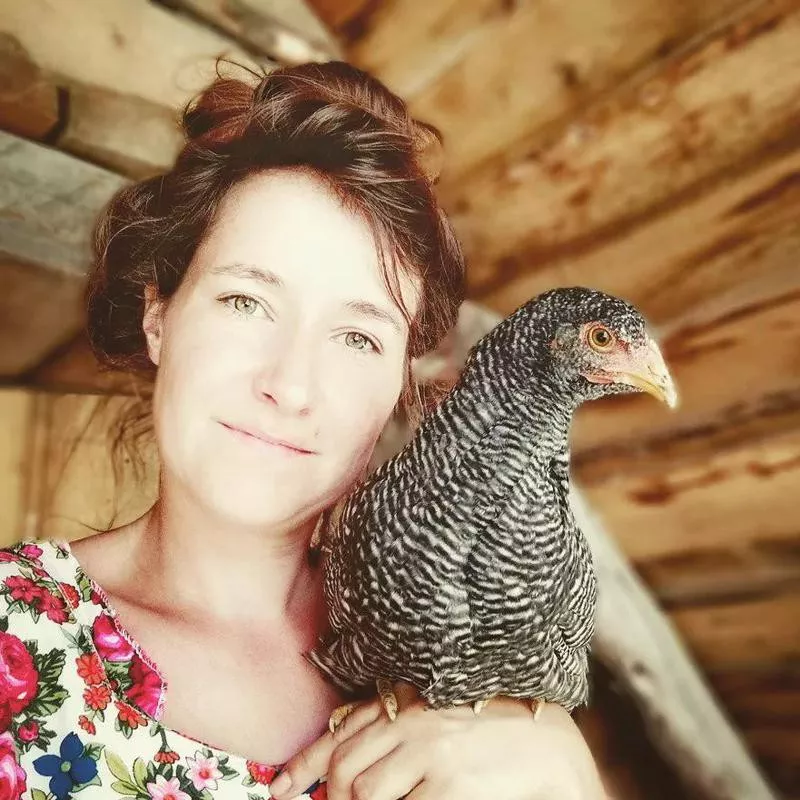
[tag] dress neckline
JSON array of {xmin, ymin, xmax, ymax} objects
[{"xmin": 41, "ymin": 539, "xmax": 296, "ymax": 773}]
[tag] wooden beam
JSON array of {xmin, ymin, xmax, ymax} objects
[
  {"xmin": 445, "ymin": 0, "xmax": 800, "ymax": 306},
  {"xmin": 0, "ymin": 132, "xmax": 126, "ymax": 375},
  {"xmin": 0, "ymin": 0, "xmax": 270, "ymax": 177},
  {"xmin": 164, "ymin": 0, "xmax": 342, "ymax": 64},
  {"xmin": 19, "ymin": 392, "xmax": 157, "ymax": 544},
  {"xmin": 474, "ymin": 127, "xmax": 800, "ymax": 327},
  {"xmin": 305, "ymin": 0, "xmax": 373, "ymax": 35},
  {"xmin": 576, "ymin": 486, "xmax": 779, "ymax": 799},
  {"xmin": 578, "ymin": 407, "xmax": 800, "ymax": 570},
  {"xmin": 336, "ymin": 0, "xmax": 751, "ymax": 180},
  {"xmin": 711, "ymin": 666, "xmax": 800, "ymax": 798},
  {"xmin": 0, "ymin": 31, "xmax": 59, "ymax": 140},
  {"xmin": 58, "ymin": 83, "xmax": 185, "ymax": 180},
  {"xmin": 23, "ymin": 333, "xmax": 151, "ymax": 397},
  {"xmin": 670, "ymin": 592, "xmax": 800, "ymax": 671},
  {"xmin": 0, "ymin": 389, "xmax": 34, "ymax": 546}
]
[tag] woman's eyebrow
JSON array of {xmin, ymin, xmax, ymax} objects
[
  {"xmin": 211, "ymin": 262, "xmax": 284, "ymax": 288},
  {"xmin": 344, "ymin": 300, "xmax": 403, "ymax": 334}
]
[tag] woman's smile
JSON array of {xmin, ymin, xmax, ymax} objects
[{"xmin": 218, "ymin": 421, "xmax": 318, "ymax": 456}]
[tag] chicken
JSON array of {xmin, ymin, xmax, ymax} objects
[{"xmin": 307, "ymin": 287, "xmax": 678, "ymax": 722}]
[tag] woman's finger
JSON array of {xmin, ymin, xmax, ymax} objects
[
  {"xmin": 325, "ymin": 722, "xmax": 405, "ymax": 800},
  {"xmin": 270, "ymin": 700, "xmax": 382, "ymax": 799},
  {"xmin": 346, "ymin": 743, "xmax": 424, "ymax": 800}
]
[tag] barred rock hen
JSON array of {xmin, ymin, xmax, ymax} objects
[{"xmin": 307, "ymin": 287, "xmax": 677, "ymax": 719}]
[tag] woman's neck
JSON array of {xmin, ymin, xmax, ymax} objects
[{"xmin": 119, "ymin": 487, "xmax": 325, "ymax": 632}]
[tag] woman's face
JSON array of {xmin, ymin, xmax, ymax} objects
[{"xmin": 143, "ymin": 169, "xmax": 419, "ymax": 529}]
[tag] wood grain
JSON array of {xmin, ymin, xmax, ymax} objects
[
  {"xmin": 326, "ymin": 0, "xmax": 751, "ymax": 181},
  {"xmin": 443, "ymin": 0, "xmax": 800, "ymax": 288},
  {"xmin": 165, "ymin": 0, "xmax": 341, "ymax": 64},
  {"xmin": 0, "ymin": 133, "xmax": 126, "ymax": 374},
  {"xmin": 0, "ymin": 0, "xmax": 268, "ymax": 176}
]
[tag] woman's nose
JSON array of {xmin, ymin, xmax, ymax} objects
[{"xmin": 254, "ymin": 327, "xmax": 316, "ymax": 414}]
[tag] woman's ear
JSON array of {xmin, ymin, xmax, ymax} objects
[{"xmin": 142, "ymin": 285, "xmax": 166, "ymax": 367}]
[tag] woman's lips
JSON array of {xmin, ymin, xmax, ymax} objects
[{"xmin": 219, "ymin": 422, "xmax": 316, "ymax": 455}]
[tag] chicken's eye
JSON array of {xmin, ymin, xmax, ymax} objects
[{"xmin": 588, "ymin": 325, "xmax": 614, "ymax": 351}]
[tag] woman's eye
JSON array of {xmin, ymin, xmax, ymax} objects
[
  {"xmin": 343, "ymin": 331, "xmax": 377, "ymax": 352},
  {"xmin": 221, "ymin": 294, "xmax": 267, "ymax": 318}
]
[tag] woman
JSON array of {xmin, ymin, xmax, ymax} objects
[{"xmin": 0, "ymin": 61, "xmax": 606, "ymax": 799}]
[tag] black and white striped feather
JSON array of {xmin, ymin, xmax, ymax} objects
[{"xmin": 308, "ymin": 288, "xmax": 649, "ymax": 712}]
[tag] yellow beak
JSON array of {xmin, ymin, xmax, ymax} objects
[{"xmin": 618, "ymin": 339, "xmax": 679, "ymax": 409}]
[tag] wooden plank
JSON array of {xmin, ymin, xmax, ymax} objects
[
  {"xmin": 0, "ymin": 259, "xmax": 86, "ymax": 375},
  {"xmin": 0, "ymin": 31, "xmax": 59, "ymax": 140},
  {"xmin": 0, "ymin": 133, "xmax": 127, "ymax": 374},
  {"xmin": 58, "ymin": 82, "xmax": 184, "ymax": 179},
  {"xmin": 24, "ymin": 392, "xmax": 158, "ymax": 543},
  {"xmin": 166, "ymin": 0, "xmax": 341, "ymax": 64},
  {"xmin": 0, "ymin": 132, "xmax": 126, "ymax": 279},
  {"xmin": 578, "ymin": 409, "xmax": 800, "ymax": 565},
  {"xmin": 572, "ymin": 489, "xmax": 779, "ymax": 799},
  {"xmin": 0, "ymin": 0, "xmax": 267, "ymax": 176},
  {"xmin": 671, "ymin": 593, "xmax": 800, "ymax": 671},
  {"xmin": 26, "ymin": 334, "xmax": 151, "ymax": 397},
  {"xmin": 742, "ymin": 727, "xmax": 800, "ymax": 799},
  {"xmin": 475, "ymin": 130, "xmax": 800, "ymax": 327},
  {"xmin": 453, "ymin": 0, "xmax": 800, "ymax": 307},
  {"xmin": 711, "ymin": 667, "xmax": 800, "ymax": 729},
  {"xmin": 576, "ymin": 661, "xmax": 691, "ymax": 800},
  {"xmin": 0, "ymin": 389, "xmax": 34, "ymax": 547},
  {"xmin": 711, "ymin": 668, "xmax": 800, "ymax": 799},
  {"xmin": 638, "ymin": 544, "xmax": 800, "ymax": 608},
  {"xmin": 305, "ymin": 0, "xmax": 373, "ymax": 34},
  {"xmin": 353, "ymin": 0, "xmax": 753, "ymax": 179}
]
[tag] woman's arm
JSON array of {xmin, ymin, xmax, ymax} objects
[{"xmin": 270, "ymin": 684, "xmax": 607, "ymax": 800}]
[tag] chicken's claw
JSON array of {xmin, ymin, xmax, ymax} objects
[
  {"xmin": 328, "ymin": 702, "xmax": 358, "ymax": 734},
  {"xmin": 376, "ymin": 677, "xmax": 399, "ymax": 721}
]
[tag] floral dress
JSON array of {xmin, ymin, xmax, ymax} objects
[{"xmin": 0, "ymin": 540, "xmax": 327, "ymax": 800}]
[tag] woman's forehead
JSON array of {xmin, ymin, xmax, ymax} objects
[{"xmin": 192, "ymin": 169, "xmax": 421, "ymax": 316}]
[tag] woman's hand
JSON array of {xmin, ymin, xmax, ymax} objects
[{"xmin": 268, "ymin": 682, "xmax": 607, "ymax": 800}]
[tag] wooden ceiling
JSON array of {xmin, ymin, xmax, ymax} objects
[{"xmin": 0, "ymin": 1, "xmax": 798, "ymax": 796}]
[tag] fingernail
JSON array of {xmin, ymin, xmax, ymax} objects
[{"xmin": 270, "ymin": 771, "xmax": 292, "ymax": 797}]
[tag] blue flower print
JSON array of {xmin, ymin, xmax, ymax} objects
[{"xmin": 34, "ymin": 732, "xmax": 98, "ymax": 799}]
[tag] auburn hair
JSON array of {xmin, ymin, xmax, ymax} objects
[{"xmin": 86, "ymin": 60, "xmax": 466, "ymax": 428}]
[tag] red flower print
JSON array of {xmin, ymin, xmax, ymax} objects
[
  {"xmin": 78, "ymin": 715, "xmax": 96, "ymax": 735},
  {"xmin": 36, "ymin": 592, "xmax": 69, "ymax": 624},
  {"xmin": 75, "ymin": 654, "xmax": 104, "ymax": 686},
  {"xmin": 310, "ymin": 781, "xmax": 328, "ymax": 800},
  {"xmin": 0, "ymin": 731, "xmax": 27, "ymax": 799},
  {"xmin": 0, "ymin": 632, "xmax": 38, "ymax": 729},
  {"xmin": 115, "ymin": 701, "xmax": 145, "ymax": 729},
  {"xmin": 0, "ymin": 553, "xmax": 20, "ymax": 565},
  {"xmin": 89, "ymin": 589, "xmax": 103, "ymax": 606},
  {"xmin": 154, "ymin": 749, "xmax": 180, "ymax": 764},
  {"xmin": 127, "ymin": 654, "xmax": 161, "ymax": 717},
  {"xmin": 3, "ymin": 576, "xmax": 42, "ymax": 606},
  {"xmin": 83, "ymin": 684, "xmax": 111, "ymax": 712},
  {"xmin": 58, "ymin": 583, "xmax": 80, "ymax": 610},
  {"xmin": 18, "ymin": 544, "xmax": 42, "ymax": 562},
  {"xmin": 246, "ymin": 760, "xmax": 278, "ymax": 785},
  {"xmin": 92, "ymin": 615, "xmax": 134, "ymax": 662},
  {"xmin": 16, "ymin": 721, "xmax": 38, "ymax": 744}
]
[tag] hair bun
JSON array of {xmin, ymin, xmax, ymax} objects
[{"xmin": 183, "ymin": 76, "xmax": 256, "ymax": 146}]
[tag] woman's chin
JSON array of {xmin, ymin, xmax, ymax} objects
[{"xmin": 199, "ymin": 479, "xmax": 324, "ymax": 530}]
